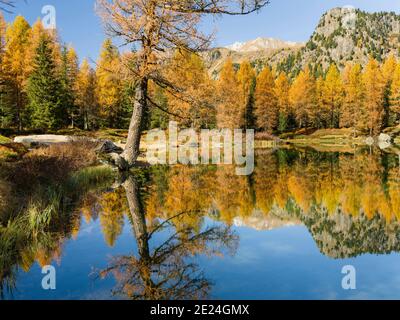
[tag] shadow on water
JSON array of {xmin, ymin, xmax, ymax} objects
[{"xmin": 2, "ymin": 146, "xmax": 400, "ymax": 299}]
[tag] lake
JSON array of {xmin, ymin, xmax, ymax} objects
[{"xmin": 2, "ymin": 147, "xmax": 400, "ymax": 300}]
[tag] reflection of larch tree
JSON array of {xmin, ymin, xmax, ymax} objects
[{"xmin": 99, "ymin": 175, "xmax": 238, "ymax": 300}]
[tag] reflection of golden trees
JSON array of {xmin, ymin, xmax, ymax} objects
[
  {"xmin": 141, "ymin": 150, "xmax": 400, "ymax": 225},
  {"xmin": 214, "ymin": 166, "xmax": 254, "ymax": 223},
  {"xmin": 99, "ymin": 188, "xmax": 127, "ymax": 247},
  {"xmin": 100, "ymin": 175, "xmax": 238, "ymax": 300}
]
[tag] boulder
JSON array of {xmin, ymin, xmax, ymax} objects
[
  {"xmin": 14, "ymin": 135, "xmax": 72, "ymax": 147},
  {"xmin": 95, "ymin": 140, "xmax": 123, "ymax": 154},
  {"xmin": 378, "ymin": 133, "xmax": 392, "ymax": 150}
]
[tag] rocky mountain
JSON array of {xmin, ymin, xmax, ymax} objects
[
  {"xmin": 277, "ymin": 7, "xmax": 400, "ymax": 75},
  {"xmin": 225, "ymin": 37, "xmax": 301, "ymax": 53},
  {"xmin": 203, "ymin": 7, "xmax": 400, "ymax": 77}
]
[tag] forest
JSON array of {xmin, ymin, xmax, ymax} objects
[{"xmin": 1, "ymin": 14, "xmax": 400, "ymax": 138}]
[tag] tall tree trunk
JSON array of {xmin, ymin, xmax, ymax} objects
[{"xmin": 121, "ymin": 77, "xmax": 148, "ymax": 168}]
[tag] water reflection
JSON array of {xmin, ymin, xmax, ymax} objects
[
  {"xmin": 98, "ymin": 175, "xmax": 238, "ymax": 300},
  {"xmin": 1, "ymin": 147, "xmax": 400, "ymax": 299}
]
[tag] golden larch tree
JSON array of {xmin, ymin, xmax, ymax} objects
[
  {"xmin": 96, "ymin": 39, "xmax": 122, "ymax": 127},
  {"xmin": 321, "ymin": 64, "xmax": 343, "ymax": 128},
  {"xmin": 275, "ymin": 72, "xmax": 291, "ymax": 132},
  {"xmin": 363, "ymin": 58, "xmax": 385, "ymax": 135},
  {"xmin": 289, "ymin": 67, "xmax": 316, "ymax": 128},
  {"xmin": 341, "ymin": 63, "xmax": 364, "ymax": 133},
  {"xmin": 237, "ymin": 60, "xmax": 255, "ymax": 128},
  {"xmin": 164, "ymin": 50, "xmax": 215, "ymax": 129},
  {"xmin": 390, "ymin": 63, "xmax": 400, "ymax": 125},
  {"xmin": 217, "ymin": 58, "xmax": 243, "ymax": 129},
  {"xmin": 75, "ymin": 59, "xmax": 98, "ymax": 130},
  {"xmin": 254, "ymin": 66, "xmax": 278, "ymax": 133},
  {"xmin": 2, "ymin": 16, "xmax": 31, "ymax": 130}
]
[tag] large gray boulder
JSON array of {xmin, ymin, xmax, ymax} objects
[
  {"xmin": 378, "ymin": 133, "xmax": 392, "ymax": 150},
  {"xmin": 14, "ymin": 135, "xmax": 72, "ymax": 147}
]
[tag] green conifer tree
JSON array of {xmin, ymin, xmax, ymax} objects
[{"xmin": 27, "ymin": 35, "xmax": 63, "ymax": 130}]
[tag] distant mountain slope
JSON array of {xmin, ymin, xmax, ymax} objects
[
  {"xmin": 203, "ymin": 7, "xmax": 400, "ymax": 77},
  {"xmin": 225, "ymin": 37, "xmax": 302, "ymax": 53},
  {"xmin": 276, "ymin": 7, "xmax": 400, "ymax": 75}
]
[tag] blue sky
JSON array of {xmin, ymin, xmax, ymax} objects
[{"xmin": 3, "ymin": 0, "xmax": 400, "ymax": 64}]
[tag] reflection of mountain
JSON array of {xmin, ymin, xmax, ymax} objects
[
  {"xmin": 233, "ymin": 210, "xmax": 300, "ymax": 231},
  {"xmin": 297, "ymin": 205, "xmax": 400, "ymax": 259}
]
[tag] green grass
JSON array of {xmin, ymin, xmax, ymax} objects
[{"xmin": 0, "ymin": 135, "xmax": 11, "ymax": 144}]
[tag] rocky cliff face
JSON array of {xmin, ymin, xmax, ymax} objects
[
  {"xmin": 277, "ymin": 7, "xmax": 400, "ymax": 75},
  {"xmin": 204, "ymin": 7, "xmax": 400, "ymax": 77}
]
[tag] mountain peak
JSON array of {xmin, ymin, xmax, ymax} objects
[{"xmin": 225, "ymin": 37, "xmax": 303, "ymax": 53}]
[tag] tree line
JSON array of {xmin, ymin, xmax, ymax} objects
[
  {"xmin": 153, "ymin": 51, "xmax": 400, "ymax": 137},
  {"xmin": 0, "ymin": 14, "xmax": 132, "ymax": 132},
  {"xmin": 1, "ymin": 14, "xmax": 400, "ymax": 136}
]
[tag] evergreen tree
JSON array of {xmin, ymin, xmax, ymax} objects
[
  {"xmin": 27, "ymin": 34, "xmax": 64, "ymax": 130},
  {"xmin": 59, "ymin": 45, "xmax": 79, "ymax": 128}
]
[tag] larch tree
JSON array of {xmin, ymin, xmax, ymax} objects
[
  {"xmin": 390, "ymin": 63, "xmax": 400, "ymax": 125},
  {"xmin": 321, "ymin": 64, "xmax": 343, "ymax": 128},
  {"xmin": 76, "ymin": 59, "xmax": 98, "ymax": 130},
  {"xmin": 0, "ymin": 12, "xmax": 6, "ymax": 127},
  {"xmin": 254, "ymin": 66, "xmax": 277, "ymax": 133},
  {"xmin": 363, "ymin": 58, "xmax": 385, "ymax": 135},
  {"xmin": 96, "ymin": 38, "xmax": 122, "ymax": 127},
  {"xmin": 341, "ymin": 63, "xmax": 364, "ymax": 134},
  {"xmin": 216, "ymin": 58, "xmax": 243, "ymax": 129},
  {"xmin": 2, "ymin": 16, "xmax": 31, "ymax": 130},
  {"xmin": 164, "ymin": 50, "xmax": 215, "ymax": 129},
  {"xmin": 96, "ymin": 0, "xmax": 269, "ymax": 170},
  {"xmin": 315, "ymin": 76, "xmax": 325, "ymax": 128},
  {"xmin": 381, "ymin": 54, "xmax": 398, "ymax": 126},
  {"xmin": 289, "ymin": 67, "xmax": 316, "ymax": 128},
  {"xmin": 237, "ymin": 60, "xmax": 256, "ymax": 128},
  {"xmin": 274, "ymin": 72, "xmax": 291, "ymax": 133}
]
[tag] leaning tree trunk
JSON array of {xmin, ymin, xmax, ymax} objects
[
  {"xmin": 123, "ymin": 175, "xmax": 158, "ymax": 298},
  {"xmin": 119, "ymin": 77, "xmax": 148, "ymax": 170}
]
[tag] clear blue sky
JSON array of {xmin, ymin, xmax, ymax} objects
[{"xmin": 3, "ymin": 0, "xmax": 400, "ymax": 64}]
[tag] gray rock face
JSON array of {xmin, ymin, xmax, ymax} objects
[{"xmin": 295, "ymin": 8, "xmax": 400, "ymax": 71}]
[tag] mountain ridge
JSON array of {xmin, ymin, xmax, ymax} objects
[{"xmin": 203, "ymin": 7, "xmax": 400, "ymax": 77}]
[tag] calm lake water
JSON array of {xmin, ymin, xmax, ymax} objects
[{"xmin": 2, "ymin": 147, "xmax": 400, "ymax": 300}]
